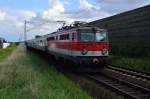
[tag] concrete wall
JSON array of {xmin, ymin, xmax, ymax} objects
[{"xmin": 89, "ymin": 5, "xmax": 150, "ymax": 57}]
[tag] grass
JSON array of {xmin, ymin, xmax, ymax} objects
[
  {"xmin": 0, "ymin": 44, "xmax": 93, "ymax": 99},
  {"xmin": 116, "ymin": 96, "xmax": 125, "ymax": 99},
  {"xmin": 109, "ymin": 55, "xmax": 150, "ymax": 73},
  {"xmin": 0, "ymin": 44, "xmax": 17, "ymax": 62}
]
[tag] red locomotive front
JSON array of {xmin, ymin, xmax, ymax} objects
[{"xmin": 47, "ymin": 26, "xmax": 109, "ymax": 66}]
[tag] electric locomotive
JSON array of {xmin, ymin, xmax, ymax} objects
[{"xmin": 26, "ymin": 22, "xmax": 109, "ymax": 69}]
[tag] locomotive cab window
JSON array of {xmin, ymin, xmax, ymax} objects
[
  {"xmin": 80, "ymin": 33, "xmax": 95, "ymax": 42},
  {"xmin": 96, "ymin": 30, "xmax": 107, "ymax": 42},
  {"xmin": 79, "ymin": 29, "xmax": 107, "ymax": 42},
  {"xmin": 79, "ymin": 29, "xmax": 95, "ymax": 42}
]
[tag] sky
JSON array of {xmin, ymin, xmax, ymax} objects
[{"xmin": 0, "ymin": 0, "xmax": 150, "ymax": 42}]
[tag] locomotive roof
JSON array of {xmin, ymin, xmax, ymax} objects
[
  {"xmin": 28, "ymin": 26, "xmax": 105, "ymax": 41},
  {"xmin": 50, "ymin": 26, "xmax": 104, "ymax": 34}
]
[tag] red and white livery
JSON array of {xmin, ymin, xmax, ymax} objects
[{"xmin": 26, "ymin": 23, "xmax": 109, "ymax": 67}]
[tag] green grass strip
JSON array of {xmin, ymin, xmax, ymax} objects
[
  {"xmin": 0, "ymin": 44, "xmax": 17, "ymax": 62},
  {"xmin": 0, "ymin": 45, "xmax": 93, "ymax": 99},
  {"xmin": 109, "ymin": 55, "xmax": 150, "ymax": 73}
]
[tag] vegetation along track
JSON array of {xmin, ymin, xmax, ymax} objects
[{"xmin": 85, "ymin": 72, "xmax": 150, "ymax": 99}]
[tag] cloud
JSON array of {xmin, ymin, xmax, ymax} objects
[
  {"xmin": 24, "ymin": 0, "xmax": 110, "ymax": 40},
  {"xmin": 96, "ymin": 0, "xmax": 150, "ymax": 14},
  {"xmin": 0, "ymin": 9, "xmax": 7, "ymax": 21},
  {"xmin": 72, "ymin": 0, "xmax": 110, "ymax": 21},
  {"xmin": 18, "ymin": 10, "xmax": 37, "ymax": 20},
  {"xmin": 42, "ymin": 0, "xmax": 110, "ymax": 22},
  {"xmin": 79, "ymin": 0, "xmax": 93, "ymax": 10},
  {"xmin": 1, "ymin": 0, "xmax": 149, "ymax": 41},
  {"xmin": 42, "ymin": 0, "xmax": 76, "ymax": 25},
  {"xmin": 42, "ymin": 0, "xmax": 65, "ymax": 20},
  {"xmin": 0, "ymin": 9, "xmax": 37, "ymax": 41},
  {"xmin": 0, "ymin": 0, "xmax": 111, "ymax": 41},
  {"xmin": 97, "ymin": 0, "xmax": 149, "ymax": 4}
]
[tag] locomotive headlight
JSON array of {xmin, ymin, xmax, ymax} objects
[
  {"xmin": 93, "ymin": 58, "xmax": 99, "ymax": 64},
  {"xmin": 81, "ymin": 49, "xmax": 88, "ymax": 55},
  {"xmin": 102, "ymin": 49, "xmax": 108, "ymax": 55}
]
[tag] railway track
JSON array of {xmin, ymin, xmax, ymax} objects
[
  {"xmin": 79, "ymin": 65, "xmax": 150, "ymax": 99},
  {"xmin": 50, "ymin": 58, "xmax": 150, "ymax": 99},
  {"xmin": 85, "ymin": 73, "xmax": 150, "ymax": 99},
  {"xmin": 107, "ymin": 65, "xmax": 150, "ymax": 81}
]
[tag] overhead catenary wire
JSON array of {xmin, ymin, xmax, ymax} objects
[{"xmin": 24, "ymin": 19, "xmax": 66, "ymax": 41}]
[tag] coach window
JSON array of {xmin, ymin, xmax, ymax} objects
[
  {"xmin": 60, "ymin": 35, "xmax": 63, "ymax": 40},
  {"xmin": 47, "ymin": 37, "xmax": 55, "ymax": 41},
  {"xmin": 60, "ymin": 34, "xmax": 69, "ymax": 40},
  {"xmin": 56, "ymin": 36, "xmax": 58, "ymax": 40},
  {"xmin": 72, "ymin": 33, "xmax": 75, "ymax": 40},
  {"xmin": 66, "ymin": 34, "xmax": 69, "ymax": 40}
]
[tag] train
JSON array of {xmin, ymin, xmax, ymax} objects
[{"xmin": 26, "ymin": 22, "xmax": 109, "ymax": 70}]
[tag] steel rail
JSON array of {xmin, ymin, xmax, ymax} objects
[
  {"xmin": 107, "ymin": 65, "xmax": 150, "ymax": 81},
  {"xmin": 85, "ymin": 73, "xmax": 150, "ymax": 99}
]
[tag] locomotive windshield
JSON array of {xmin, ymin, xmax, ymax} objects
[
  {"xmin": 96, "ymin": 30, "xmax": 107, "ymax": 42},
  {"xmin": 79, "ymin": 29, "xmax": 107, "ymax": 42},
  {"xmin": 80, "ymin": 33, "xmax": 95, "ymax": 42}
]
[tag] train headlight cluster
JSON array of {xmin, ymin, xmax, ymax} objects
[
  {"xmin": 81, "ymin": 49, "xmax": 88, "ymax": 55},
  {"xmin": 93, "ymin": 58, "xmax": 99, "ymax": 64},
  {"xmin": 102, "ymin": 49, "xmax": 108, "ymax": 55}
]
